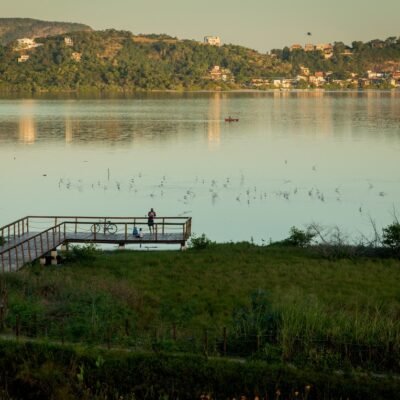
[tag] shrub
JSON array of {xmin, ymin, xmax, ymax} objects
[
  {"xmin": 188, "ymin": 234, "xmax": 215, "ymax": 250},
  {"xmin": 61, "ymin": 243, "xmax": 100, "ymax": 264},
  {"xmin": 282, "ymin": 226, "xmax": 315, "ymax": 247},
  {"xmin": 382, "ymin": 222, "xmax": 400, "ymax": 254}
]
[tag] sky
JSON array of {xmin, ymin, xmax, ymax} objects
[{"xmin": 2, "ymin": 0, "xmax": 400, "ymax": 52}]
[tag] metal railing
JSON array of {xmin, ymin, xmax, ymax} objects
[{"xmin": 0, "ymin": 216, "xmax": 192, "ymax": 272}]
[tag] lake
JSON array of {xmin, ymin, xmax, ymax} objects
[{"xmin": 0, "ymin": 91, "xmax": 399, "ymax": 244}]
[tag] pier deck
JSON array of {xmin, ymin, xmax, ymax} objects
[{"xmin": 0, "ymin": 216, "xmax": 192, "ymax": 272}]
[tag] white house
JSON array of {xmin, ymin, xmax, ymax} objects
[{"xmin": 204, "ymin": 36, "xmax": 221, "ymax": 46}]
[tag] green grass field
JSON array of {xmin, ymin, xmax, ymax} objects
[{"xmin": 1, "ymin": 243, "xmax": 399, "ymax": 372}]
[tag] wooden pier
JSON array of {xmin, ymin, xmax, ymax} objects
[{"xmin": 0, "ymin": 216, "xmax": 192, "ymax": 272}]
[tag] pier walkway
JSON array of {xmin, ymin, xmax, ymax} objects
[{"xmin": 0, "ymin": 216, "xmax": 192, "ymax": 272}]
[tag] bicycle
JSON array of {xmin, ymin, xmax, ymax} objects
[{"xmin": 90, "ymin": 220, "xmax": 118, "ymax": 234}]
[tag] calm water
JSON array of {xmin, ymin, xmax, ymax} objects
[{"xmin": 0, "ymin": 91, "xmax": 399, "ymax": 244}]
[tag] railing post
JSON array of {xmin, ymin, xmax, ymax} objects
[
  {"xmin": 1, "ymin": 253, "xmax": 4, "ymax": 273},
  {"xmin": 14, "ymin": 247, "xmax": 18, "ymax": 270},
  {"xmin": 162, "ymin": 218, "xmax": 165, "ymax": 235},
  {"xmin": 21, "ymin": 244, "xmax": 25, "ymax": 266},
  {"xmin": 26, "ymin": 217, "xmax": 29, "ymax": 234},
  {"xmin": 28, "ymin": 239, "xmax": 32, "ymax": 263},
  {"xmin": 40, "ymin": 233, "xmax": 44, "ymax": 254},
  {"xmin": 125, "ymin": 223, "xmax": 127, "ymax": 241},
  {"xmin": 34, "ymin": 236, "xmax": 38, "ymax": 258},
  {"xmin": 64, "ymin": 223, "xmax": 66, "ymax": 241}
]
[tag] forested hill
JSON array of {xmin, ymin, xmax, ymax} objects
[
  {"xmin": 0, "ymin": 30, "xmax": 290, "ymax": 92},
  {"xmin": 0, "ymin": 28, "xmax": 399, "ymax": 92},
  {"xmin": 0, "ymin": 18, "xmax": 92, "ymax": 45}
]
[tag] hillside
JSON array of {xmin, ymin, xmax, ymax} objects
[
  {"xmin": 0, "ymin": 29, "xmax": 289, "ymax": 92},
  {"xmin": 0, "ymin": 27, "xmax": 399, "ymax": 91},
  {"xmin": 0, "ymin": 17, "xmax": 92, "ymax": 45}
]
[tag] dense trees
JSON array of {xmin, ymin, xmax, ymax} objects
[{"xmin": 0, "ymin": 31, "xmax": 399, "ymax": 92}]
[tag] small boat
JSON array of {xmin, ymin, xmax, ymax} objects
[{"xmin": 225, "ymin": 117, "xmax": 239, "ymax": 122}]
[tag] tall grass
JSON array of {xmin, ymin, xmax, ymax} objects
[{"xmin": 1, "ymin": 243, "xmax": 399, "ymax": 371}]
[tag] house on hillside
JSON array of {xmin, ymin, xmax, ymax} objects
[
  {"xmin": 251, "ymin": 78, "xmax": 270, "ymax": 87},
  {"xmin": 300, "ymin": 66, "xmax": 310, "ymax": 76},
  {"xmin": 14, "ymin": 38, "xmax": 42, "ymax": 51},
  {"xmin": 71, "ymin": 52, "xmax": 82, "ymax": 62},
  {"xmin": 341, "ymin": 49, "xmax": 353, "ymax": 56},
  {"xmin": 64, "ymin": 37, "xmax": 74, "ymax": 46},
  {"xmin": 17, "ymin": 54, "xmax": 30, "ymax": 63},
  {"xmin": 304, "ymin": 44, "xmax": 315, "ymax": 52},
  {"xmin": 208, "ymin": 65, "xmax": 233, "ymax": 82},
  {"xmin": 204, "ymin": 36, "xmax": 221, "ymax": 46},
  {"xmin": 290, "ymin": 44, "xmax": 303, "ymax": 51},
  {"xmin": 392, "ymin": 71, "xmax": 400, "ymax": 86},
  {"xmin": 315, "ymin": 43, "xmax": 333, "ymax": 59}
]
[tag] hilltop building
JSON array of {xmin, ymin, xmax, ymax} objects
[
  {"xmin": 14, "ymin": 38, "xmax": 42, "ymax": 51},
  {"xmin": 304, "ymin": 44, "xmax": 315, "ymax": 52},
  {"xmin": 290, "ymin": 44, "xmax": 303, "ymax": 51},
  {"xmin": 64, "ymin": 37, "xmax": 73, "ymax": 46},
  {"xmin": 204, "ymin": 36, "xmax": 221, "ymax": 46}
]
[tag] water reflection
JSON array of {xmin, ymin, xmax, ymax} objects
[
  {"xmin": 18, "ymin": 100, "xmax": 36, "ymax": 144},
  {"xmin": 65, "ymin": 117, "xmax": 73, "ymax": 143},
  {"xmin": 0, "ymin": 92, "xmax": 399, "ymax": 243},
  {"xmin": 207, "ymin": 93, "xmax": 221, "ymax": 149}
]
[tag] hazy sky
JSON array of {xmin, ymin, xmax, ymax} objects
[{"xmin": 3, "ymin": 0, "xmax": 400, "ymax": 52}]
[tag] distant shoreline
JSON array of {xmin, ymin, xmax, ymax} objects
[{"xmin": 0, "ymin": 87, "xmax": 399, "ymax": 99}]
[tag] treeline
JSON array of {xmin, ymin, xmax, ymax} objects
[{"xmin": 0, "ymin": 30, "xmax": 400, "ymax": 92}]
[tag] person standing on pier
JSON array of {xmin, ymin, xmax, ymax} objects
[{"xmin": 147, "ymin": 208, "xmax": 156, "ymax": 234}]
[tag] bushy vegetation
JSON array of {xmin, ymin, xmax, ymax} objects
[
  {"xmin": 188, "ymin": 233, "xmax": 215, "ymax": 250},
  {"xmin": 0, "ymin": 340, "xmax": 399, "ymax": 400},
  {"xmin": 382, "ymin": 222, "xmax": 400, "ymax": 255},
  {"xmin": 0, "ymin": 241, "xmax": 399, "ymax": 374}
]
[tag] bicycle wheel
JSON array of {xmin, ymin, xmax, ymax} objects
[
  {"xmin": 107, "ymin": 224, "xmax": 117, "ymax": 234},
  {"xmin": 91, "ymin": 223, "xmax": 101, "ymax": 233}
]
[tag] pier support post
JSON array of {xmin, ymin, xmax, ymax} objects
[{"xmin": 51, "ymin": 250, "xmax": 58, "ymax": 265}]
